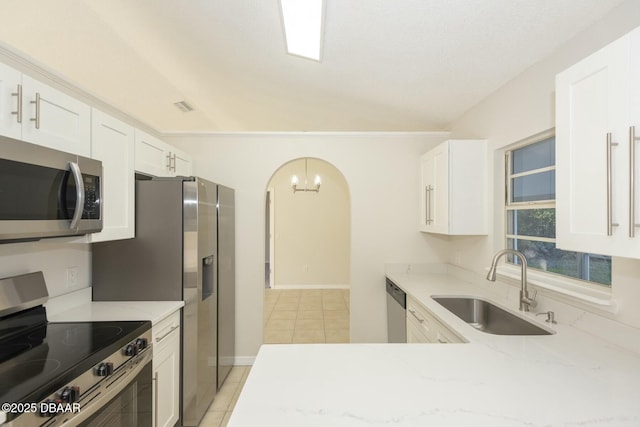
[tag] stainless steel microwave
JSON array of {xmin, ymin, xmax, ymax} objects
[{"xmin": 0, "ymin": 135, "xmax": 102, "ymax": 242}]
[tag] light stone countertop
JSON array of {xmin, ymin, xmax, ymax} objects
[
  {"xmin": 46, "ymin": 288, "xmax": 183, "ymax": 325},
  {"xmin": 228, "ymin": 269, "xmax": 640, "ymax": 427}
]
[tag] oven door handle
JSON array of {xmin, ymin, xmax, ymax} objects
[
  {"xmin": 58, "ymin": 350, "xmax": 152, "ymax": 427},
  {"xmin": 69, "ymin": 161, "xmax": 85, "ymax": 230}
]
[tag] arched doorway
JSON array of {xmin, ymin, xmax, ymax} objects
[{"xmin": 263, "ymin": 157, "xmax": 351, "ymax": 344}]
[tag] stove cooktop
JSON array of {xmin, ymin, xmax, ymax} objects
[{"xmin": 0, "ymin": 310, "xmax": 150, "ymax": 407}]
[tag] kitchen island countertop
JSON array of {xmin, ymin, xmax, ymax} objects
[{"xmin": 229, "ymin": 269, "xmax": 640, "ymax": 427}]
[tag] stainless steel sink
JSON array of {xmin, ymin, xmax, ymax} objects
[{"xmin": 431, "ymin": 296, "xmax": 554, "ymax": 336}]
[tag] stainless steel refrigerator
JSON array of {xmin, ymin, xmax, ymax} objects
[{"xmin": 92, "ymin": 177, "xmax": 235, "ymax": 427}]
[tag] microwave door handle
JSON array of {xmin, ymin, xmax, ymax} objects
[{"xmin": 69, "ymin": 161, "xmax": 85, "ymax": 230}]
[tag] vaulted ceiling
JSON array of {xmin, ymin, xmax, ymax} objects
[{"xmin": 0, "ymin": 0, "xmax": 626, "ymax": 132}]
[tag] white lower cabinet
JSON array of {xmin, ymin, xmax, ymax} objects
[
  {"xmin": 406, "ymin": 297, "xmax": 463, "ymax": 344},
  {"xmin": 153, "ymin": 311, "xmax": 181, "ymax": 427}
]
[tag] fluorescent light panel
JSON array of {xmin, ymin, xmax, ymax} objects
[{"xmin": 280, "ymin": 0, "xmax": 324, "ymax": 61}]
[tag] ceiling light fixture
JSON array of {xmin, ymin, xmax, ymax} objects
[
  {"xmin": 291, "ymin": 159, "xmax": 321, "ymax": 193},
  {"xmin": 279, "ymin": 0, "xmax": 325, "ymax": 61}
]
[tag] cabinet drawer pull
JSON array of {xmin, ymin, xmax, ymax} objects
[
  {"xmin": 11, "ymin": 84, "xmax": 22, "ymax": 123},
  {"xmin": 606, "ymin": 132, "xmax": 619, "ymax": 236},
  {"xmin": 156, "ymin": 325, "xmax": 179, "ymax": 342},
  {"xmin": 408, "ymin": 309, "xmax": 424, "ymax": 323},
  {"xmin": 30, "ymin": 92, "xmax": 40, "ymax": 129}
]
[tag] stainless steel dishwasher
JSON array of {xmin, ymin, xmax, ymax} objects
[{"xmin": 386, "ymin": 278, "xmax": 406, "ymax": 343}]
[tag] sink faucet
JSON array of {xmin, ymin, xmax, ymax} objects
[{"xmin": 486, "ymin": 249, "xmax": 537, "ymax": 312}]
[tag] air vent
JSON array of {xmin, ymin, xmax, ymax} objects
[{"xmin": 173, "ymin": 101, "xmax": 194, "ymax": 112}]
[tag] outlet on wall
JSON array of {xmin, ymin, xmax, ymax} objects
[{"xmin": 66, "ymin": 266, "xmax": 79, "ymax": 289}]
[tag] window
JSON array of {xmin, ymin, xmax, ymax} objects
[{"xmin": 505, "ymin": 135, "xmax": 611, "ymax": 286}]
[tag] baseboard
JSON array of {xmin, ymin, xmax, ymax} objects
[
  {"xmin": 234, "ymin": 356, "xmax": 256, "ymax": 366},
  {"xmin": 272, "ymin": 284, "xmax": 350, "ymax": 290}
]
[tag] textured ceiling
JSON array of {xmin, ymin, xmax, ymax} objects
[{"xmin": 0, "ymin": 0, "xmax": 626, "ymax": 132}]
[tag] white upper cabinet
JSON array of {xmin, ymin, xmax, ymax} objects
[
  {"xmin": 89, "ymin": 109, "xmax": 135, "ymax": 242},
  {"xmin": 0, "ymin": 62, "xmax": 22, "ymax": 139},
  {"xmin": 134, "ymin": 129, "xmax": 192, "ymax": 177},
  {"xmin": 21, "ymin": 75, "xmax": 91, "ymax": 157},
  {"xmin": 556, "ymin": 26, "xmax": 640, "ymax": 258},
  {"xmin": 420, "ymin": 139, "xmax": 488, "ymax": 235},
  {"xmin": 173, "ymin": 147, "xmax": 192, "ymax": 176},
  {"xmin": 0, "ymin": 65, "xmax": 91, "ymax": 156}
]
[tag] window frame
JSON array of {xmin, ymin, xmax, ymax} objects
[{"xmin": 503, "ymin": 130, "xmax": 612, "ymax": 289}]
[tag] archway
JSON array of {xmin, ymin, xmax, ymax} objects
[{"xmin": 263, "ymin": 157, "xmax": 351, "ymax": 344}]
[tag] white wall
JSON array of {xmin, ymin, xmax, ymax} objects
[
  {"xmin": 166, "ymin": 132, "xmax": 450, "ymax": 359},
  {"xmin": 0, "ymin": 239, "xmax": 91, "ymax": 298},
  {"xmin": 270, "ymin": 158, "xmax": 350, "ymax": 288},
  {"xmin": 447, "ymin": 0, "xmax": 640, "ymax": 328}
]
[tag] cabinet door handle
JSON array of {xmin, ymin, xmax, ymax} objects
[
  {"xmin": 408, "ymin": 309, "xmax": 424, "ymax": 323},
  {"xmin": 156, "ymin": 324, "xmax": 179, "ymax": 343},
  {"xmin": 606, "ymin": 133, "xmax": 619, "ymax": 236},
  {"xmin": 171, "ymin": 153, "xmax": 177, "ymax": 172},
  {"xmin": 630, "ymin": 126, "xmax": 639, "ymax": 238},
  {"xmin": 11, "ymin": 84, "xmax": 22, "ymax": 123},
  {"xmin": 166, "ymin": 152, "xmax": 172, "ymax": 170},
  {"xmin": 425, "ymin": 186, "xmax": 429, "ymax": 225},
  {"xmin": 30, "ymin": 92, "xmax": 40, "ymax": 129},
  {"xmin": 425, "ymin": 186, "xmax": 433, "ymax": 224}
]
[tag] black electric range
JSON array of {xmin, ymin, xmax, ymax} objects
[{"xmin": 0, "ymin": 272, "xmax": 152, "ymax": 426}]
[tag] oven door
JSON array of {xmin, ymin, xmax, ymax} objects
[
  {"xmin": 0, "ymin": 135, "xmax": 102, "ymax": 242},
  {"xmin": 78, "ymin": 356, "xmax": 152, "ymax": 427}
]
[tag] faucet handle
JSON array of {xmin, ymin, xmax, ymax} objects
[{"xmin": 528, "ymin": 288, "xmax": 537, "ymax": 301}]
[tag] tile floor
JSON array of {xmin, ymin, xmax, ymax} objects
[
  {"xmin": 263, "ymin": 288, "xmax": 350, "ymax": 344},
  {"xmin": 198, "ymin": 366, "xmax": 251, "ymax": 427},
  {"xmin": 198, "ymin": 289, "xmax": 349, "ymax": 426}
]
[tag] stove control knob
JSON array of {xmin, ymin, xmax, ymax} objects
[
  {"xmin": 95, "ymin": 362, "xmax": 114, "ymax": 377},
  {"xmin": 135, "ymin": 337, "xmax": 148, "ymax": 350},
  {"xmin": 59, "ymin": 386, "xmax": 80, "ymax": 403},
  {"xmin": 124, "ymin": 343, "xmax": 138, "ymax": 356}
]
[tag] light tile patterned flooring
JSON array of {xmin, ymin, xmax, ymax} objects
[
  {"xmin": 199, "ymin": 366, "xmax": 251, "ymax": 427},
  {"xmin": 198, "ymin": 289, "xmax": 349, "ymax": 426},
  {"xmin": 263, "ymin": 288, "xmax": 350, "ymax": 344}
]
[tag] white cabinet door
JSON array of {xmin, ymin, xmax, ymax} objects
[
  {"xmin": 134, "ymin": 130, "xmax": 191, "ymax": 177},
  {"xmin": 556, "ymin": 27, "xmax": 639, "ymax": 258},
  {"xmin": 406, "ymin": 297, "xmax": 464, "ymax": 344},
  {"xmin": 420, "ymin": 148, "xmax": 447, "ymax": 233},
  {"xmin": 135, "ymin": 129, "xmax": 171, "ymax": 177},
  {"xmin": 153, "ymin": 312, "xmax": 181, "ymax": 427},
  {"xmin": 21, "ymin": 75, "xmax": 91, "ymax": 156},
  {"xmin": 89, "ymin": 109, "xmax": 135, "ymax": 242},
  {"xmin": 173, "ymin": 148, "xmax": 192, "ymax": 176},
  {"xmin": 419, "ymin": 140, "xmax": 487, "ymax": 235},
  {"xmin": 0, "ymin": 62, "xmax": 22, "ymax": 139}
]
